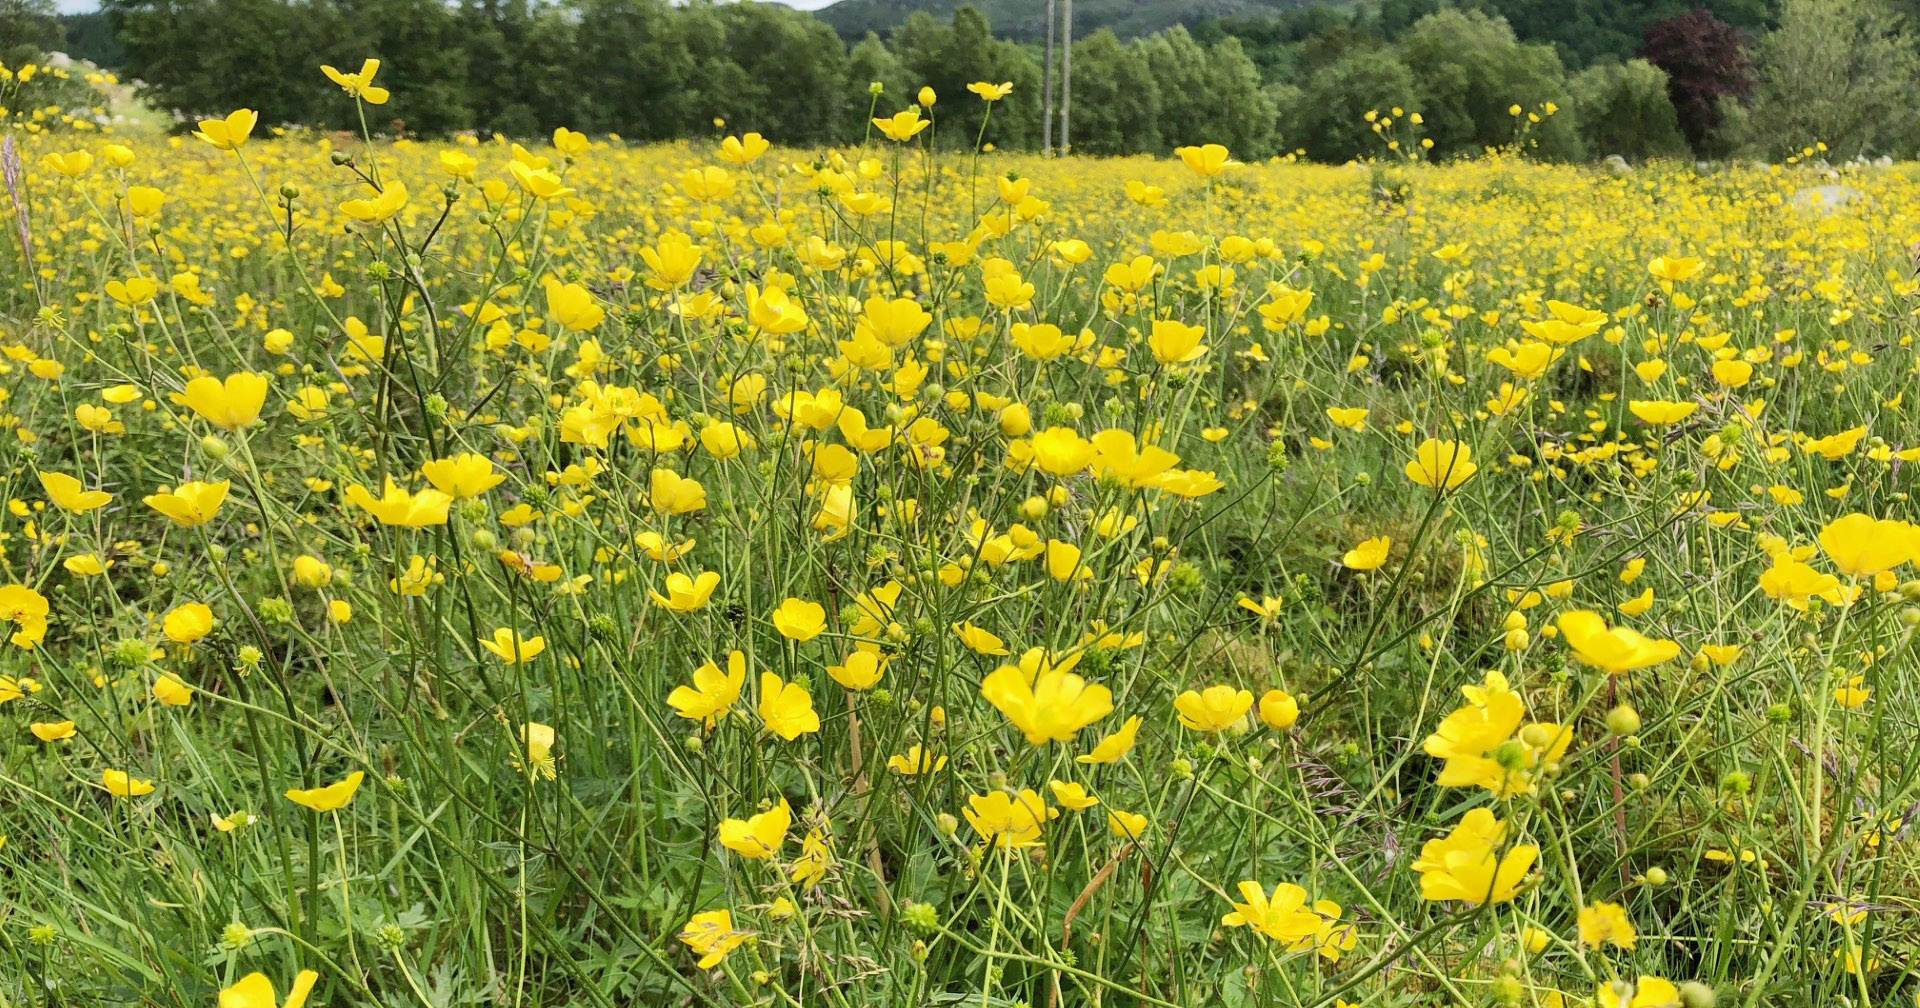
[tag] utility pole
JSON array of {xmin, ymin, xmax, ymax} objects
[
  {"xmin": 1042, "ymin": 0, "xmax": 1055, "ymax": 154},
  {"xmin": 1059, "ymin": 0, "xmax": 1072, "ymax": 154}
]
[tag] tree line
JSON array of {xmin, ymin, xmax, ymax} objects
[{"xmin": 54, "ymin": 0, "xmax": 1920, "ymax": 162}]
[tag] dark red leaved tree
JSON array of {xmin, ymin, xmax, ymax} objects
[{"xmin": 1639, "ymin": 7, "xmax": 1755, "ymax": 152}]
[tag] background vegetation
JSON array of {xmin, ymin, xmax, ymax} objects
[{"xmin": 14, "ymin": 0, "xmax": 1920, "ymax": 163}]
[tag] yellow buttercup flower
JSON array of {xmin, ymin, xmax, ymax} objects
[
  {"xmin": 717, "ymin": 799, "xmax": 790, "ymax": 859},
  {"xmin": 478, "ymin": 627, "xmax": 546, "ymax": 664},
  {"xmin": 980, "ymin": 652, "xmax": 1112, "ymax": 745},
  {"xmin": 1175, "ymin": 143, "xmax": 1237, "ymax": 178},
  {"xmin": 758, "ymin": 670, "xmax": 820, "ymax": 740},
  {"xmin": 322, "ymin": 58, "xmax": 390, "ymax": 104},
  {"xmin": 102, "ymin": 768, "xmax": 156, "ymax": 798},
  {"xmin": 162, "ymin": 602, "xmax": 214, "ymax": 644},
  {"xmin": 1174, "ymin": 685, "xmax": 1254, "ymax": 732},
  {"xmin": 667, "ymin": 651, "xmax": 746, "ymax": 727},
  {"xmin": 1405, "ymin": 438, "xmax": 1478, "ymax": 491},
  {"xmin": 1342, "ymin": 535, "xmax": 1391, "ymax": 571},
  {"xmin": 193, "ymin": 108, "xmax": 258, "ymax": 150},
  {"xmin": 345, "ymin": 481, "xmax": 452, "ymax": 527},
  {"xmin": 649, "ymin": 570, "xmax": 719, "ymax": 612},
  {"xmin": 285, "ymin": 770, "xmax": 365, "ymax": 812},
  {"xmin": 144, "ymin": 480, "xmax": 230, "ymax": 527},
  {"xmin": 421, "ymin": 453, "xmax": 506, "ymax": 498},
  {"xmin": 218, "ymin": 969, "xmax": 319, "ymax": 1008},
  {"xmin": 1556, "ymin": 610, "xmax": 1679, "ymax": 674},
  {"xmin": 38, "ymin": 470, "xmax": 110, "ymax": 512},
  {"xmin": 179, "ymin": 372, "xmax": 269, "ymax": 429},
  {"xmin": 873, "ymin": 107, "xmax": 930, "ymax": 142}
]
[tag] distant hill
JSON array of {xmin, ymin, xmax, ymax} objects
[{"xmin": 815, "ymin": 0, "xmax": 1333, "ymax": 42}]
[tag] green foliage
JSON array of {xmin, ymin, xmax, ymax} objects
[
  {"xmin": 1395, "ymin": 8, "xmax": 1581, "ymax": 160},
  {"xmin": 1568, "ymin": 58, "xmax": 1687, "ymax": 160},
  {"xmin": 1138, "ymin": 26, "xmax": 1277, "ymax": 157},
  {"xmin": 0, "ymin": 0, "xmax": 59, "ymax": 65},
  {"xmin": 60, "ymin": 12, "xmax": 124, "ymax": 67},
  {"xmin": 890, "ymin": 6, "xmax": 1041, "ymax": 148},
  {"xmin": 86, "ymin": 0, "xmax": 1760, "ymax": 168},
  {"xmin": 1060, "ymin": 29, "xmax": 1159, "ymax": 155},
  {"xmin": 816, "ymin": 0, "xmax": 1334, "ymax": 44},
  {"xmin": 1278, "ymin": 44, "xmax": 1418, "ymax": 161},
  {"xmin": 1740, "ymin": 0, "xmax": 1920, "ymax": 159}
]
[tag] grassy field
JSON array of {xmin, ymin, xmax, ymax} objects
[{"xmin": 1, "ymin": 86, "xmax": 1920, "ymax": 1008}]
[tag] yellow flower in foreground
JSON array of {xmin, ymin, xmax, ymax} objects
[
  {"xmin": 873, "ymin": 107, "xmax": 930, "ymax": 142},
  {"xmin": 31, "ymin": 720, "xmax": 75, "ymax": 741},
  {"xmin": 338, "ymin": 181, "xmax": 407, "ymax": 224},
  {"xmin": 1819, "ymin": 513, "xmax": 1920, "ymax": 578},
  {"xmin": 479, "ymin": 627, "xmax": 546, "ymax": 664},
  {"xmin": 771, "ymin": 597, "xmax": 826, "ymax": 641},
  {"xmin": 718, "ymin": 799, "xmax": 790, "ymax": 859},
  {"xmin": 968, "ymin": 80, "xmax": 1014, "ymax": 101},
  {"xmin": 649, "ymin": 570, "xmax": 719, "ymax": 612},
  {"xmin": 1647, "ymin": 254, "xmax": 1702, "ymax": 282},
  {"xmin": 193, "ymin": 108, "xmax": 258, "ymax": 150},
  {"xmin": 826, "ymin": 648, "xmax": 886, "ymax": 690},
  {"xmin": 1596, "ymin": 976, "xmax": 1681, "ymax": 1008},
  {"xmin": 102, "ymin": 768, "xmax": 155, "ymax": 798},
  {"xmin": 1221, "ymin": 880, "xmax": 1321, "ymax": 943},
  {"xmin": 1556, "ymin": 610, "xmax": 1679, "ymax": 674},
  {"xmin": 758, "ymin": 671, "xmax": 820, "ymax": 740},
  {"xmin": 1258, "ymin": 689, "xmax": 1300, "ymax": 730},
  {"xmin": 963, "ymin": 788, "xmax": 1055, "ymax": 847},
  {"xmin": 421, "ymin": 452, "xmax": 505, "ymax": 498},
  {"xmin": 38, "ymin": 471, "xmax": 110, "ymax": 512},
  {"xmin": 152, "ymin": 672, "xmax": 194, "ymax": 706},
  {"xmin": 1342, "ymin": 535, "xmax": 1391, "ymax": 570},
  {"xmin": 511, "ymin": 722, "xmax": 557, "ymax": 780},
  {"xmin": 1174, "ymin": 685, "xmax": 1254, "ymax": 732},
  {"xmin": 162, "ymin": 602, "xmax": 214, "ymax": 643},
  {"xmin": 1077, "ymin": 715, "xmax": 1141, "ymax": 764},
  {"xmin": 321, "ymin": 57, "xmax": 389, "ymax": 104},
  {"xmin": 1579, "ymin": 901, "xmax": 1638, "ymax": 949},
  {"xmin": 218, "ymin": 969, "xmax": 319, "ymax": 1008},
  {"xmin": 1405, "ymin": 438, "xmax": 1478, "ymax": 491},
  {"xmin": 1175, "ymin": 143, "xmax": 1237, "ymax": 178},
  {"xmin": 668, "ymin": 651, "xmax": 746, "ymax": 727},
  {"xmin": 345, "ymin": 481, "xmax": 452, "ymax": 527},
  {"xmin": 179, "ymin": 371, "xmax": 268, "ymax": 429},
  {"xmin": 285, "ymin": 770, "xmax": 365, "ymax": 812},
  {"xmin": 144, "ymin": 480, "xmax": 230, "ymax": 526},
  {"xmin": 1414, "ymin": 807, "xmax": 1536, "ymax": 905},
  {"xmin": 678, "ymin": 909, "xmax": 749, "ymax": 969},
  {"xmin": 0, "ymin": 584, "xmax": 49, "ymax": 648},
  {"xmin": 980, "ymin": 655, "xmax": 1113, "ymax": 745}
]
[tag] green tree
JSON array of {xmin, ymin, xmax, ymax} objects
[
  {"xmin": 568, "ymin": 0, "xmax": 695, "ymax": 138},
  {"xmin": 1276, "ymin": 45, "xmax": 1419, "ymax": 161},
  {"xmin": 1743, "ymin": 0, "xmax": 1920, "ymax": 158},
  {"xmin": 1063, "ymin": 28, "xmax": 1158, "ymax": 155},
  {"xmin": 844, "ymin": 32, "xmax": 909, "ymax": 138},
  {"xmin": 1395, "ymin": 9, "xmax": 1581, "ymax": 160},
  {"xmin": 457, "ymin": 0, "xmax": 578, "ymax": 137},
  {"xmin": 1136, "ymin": 25, "xmax": 1276, "ymax": 157},
  {"xmin": 108, "ymin": 0, "xmax": 336, "ymax": 124},
  {"xmin": 1, "ymin": 0, "xmax": 59, "ymax": 63},
  {"xmin": 710, "ymin": 2, "xmax": 847, "ymax": 144},
  {"xmin": 1567, "ymin": 58, "xmax": 1687, "ymax": 159},
  {"xmin": 330, "ymin": 0, "xmax": 472, "ymax": 134},
  {"xmin": 889, "ymin": 6, "xmax": 1041, "ymax": 149}
]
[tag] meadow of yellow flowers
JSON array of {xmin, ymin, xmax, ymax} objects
[{"xmin": 3, "ymin": 64, "xmax": 1920, "ymax": 1008}]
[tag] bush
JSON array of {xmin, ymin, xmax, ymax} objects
[{"xmin": 1569, "ymin": 58, "xmax": 1687, "ymax": 160}]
